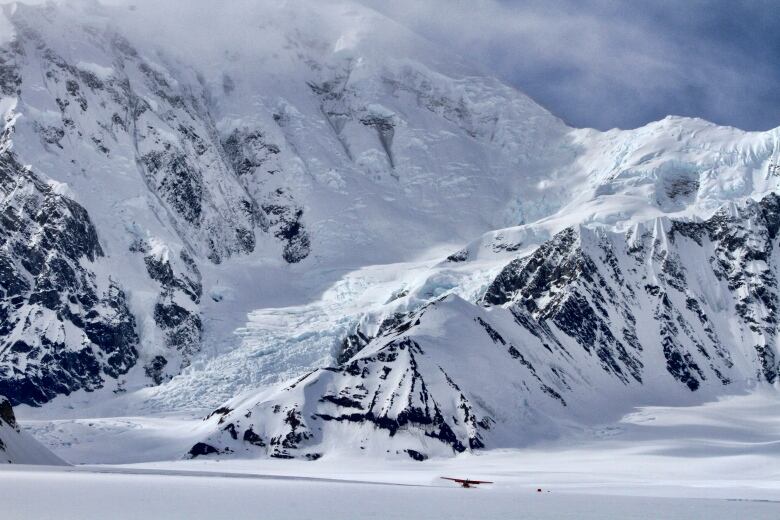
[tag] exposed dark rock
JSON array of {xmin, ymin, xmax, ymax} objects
[
  {"xmin": 222, "ymin": 129, "xmax": 280, "ymax": 176},
  {"xmin": 153, "ymin": 302, "xmax": 202, "ymax": 366},
  {"xmin": 360, "ymin": 114, "xmax": 395, "ymax": 168},
  {"xmin": 337, "ymin": 329, "xmax": 371, "ymax": 364},
  {"xmin": 0, "ymin": 153, "xmax": 138, "ymax": 406},
  {"xmin": 0, "ymin": 44, "xmax": 22, "ymax": 96},
  {"xmin": 0, "ymin": 396, "xmax": 17, "ymax": 430},
  {"xmin": 243, "ymin": 427, "xmax": 266, "ymax": 447},
  {"xmin": 141, "ymin": 150, "xmax": 203, "ymax": 225},
  {"xmin": 446, "ymin": 249, "xmax": 469, "ymax": 263},
  {"xmin": 482, "ymin": 227, "xmax": 579, "ymax": 307},
  {"xmin": 187, "ymin": 442, "xmax": 220, "ymax": 458},
  {"xmin": 144, "ymin": 356, "xmax": 169, "ymax": 386},
  {"xmin": 405, "ymin": 449, "xmax": 427, "ymax": 461},
  {"xmin": 261, "ymin": 200, "xmax": 311, "ymax": 263}
]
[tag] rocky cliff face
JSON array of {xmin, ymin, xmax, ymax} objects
[
  {"xmin": 0, "ymin": 152, "xmax": 138, "ymax": 405},
  {"xmin": 0, "ymin": 3, "xmax": 316, "ymax": 403}
]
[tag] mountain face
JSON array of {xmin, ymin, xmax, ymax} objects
[
  {"xmin": 0, "ymin": 0, "xmax": 779, "ymax": 460},
  {"xmin": 0, "ymin": 0, "xmax": 569, "ymax": 406},
  {"xmin": 193, "ymin": 195, "xmax": 780, "ymax": 460},
  {"xmin": 0, "ymin": 395, "xmax": 65, "ymax": 464},
  {"xmin": 0, "ymin": 153, "xmax": 138, "ymax": 405}
]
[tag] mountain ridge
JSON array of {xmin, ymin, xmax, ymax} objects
[{"xmin": 192, "ymin": 193, "xmax": 780, "ymax": 459}]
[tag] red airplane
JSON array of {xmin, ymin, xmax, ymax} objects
[{"xmin": 441, "ymin": 477, "xmax": 494, "ymax": 488}]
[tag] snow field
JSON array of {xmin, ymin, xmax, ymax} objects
[{"xmin": 2, "ymin": 464, "xmax": 779, "ymax": 520}]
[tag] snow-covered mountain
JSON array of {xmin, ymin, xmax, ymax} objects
[
  {"xmin": 0, "ymin": 0, "xmax": 570, "ymax": 406},
  {"xmin": 0, "ymin": 0, "xmax": 779, "ymax": 460},
  {"xmin": 0, "ymin": 395, "xmax": 65, "ymax": 464},
  {"xmin": 192, "ymin": 195, "xmax": 780, "ymax": 460}
]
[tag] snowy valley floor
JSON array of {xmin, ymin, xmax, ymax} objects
[
  {"xmin": 3, "ymin": 390, "xmax": 780, "ymax": 519},
  {"xmin": 2, "ymin": 464, "xmax": 779, "ymax": 520}
]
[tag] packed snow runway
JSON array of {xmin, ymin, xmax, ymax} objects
[
  {"xmin": 2, "ymin": 460, "xmax": 779, "ymax": 520},
  {"xmin": 7, "ymin": 390, "xmax": 780, "ymax": 519}
]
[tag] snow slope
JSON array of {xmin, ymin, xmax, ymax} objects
[
  {"xmin": 0, "ymin": 396, "xmax": 65, "ymax": 464},
  {"xmin": 10, "ymin": 391, "xmax": 780, "ymax": 518},
  {"xmin": 3, "ymin": 466, "xmax": 779, "ymax": 520}
]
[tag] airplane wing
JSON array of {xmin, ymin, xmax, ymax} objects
[{"xmin": 440, "ymin": 477, "xmax": 493, "ymax": 484}]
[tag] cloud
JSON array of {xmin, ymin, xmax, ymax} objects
[
  {"xmin": 3, "ymin": 0, "xmax": 777, "ymax": 131},
  {"xmin": 359, "ymin": 0, "xmax": 780, "ymax": 131}
]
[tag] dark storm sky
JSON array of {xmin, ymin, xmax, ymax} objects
[{"xmin": 362, "ymin": 0, "xmax": 780, "ymax": 131}]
